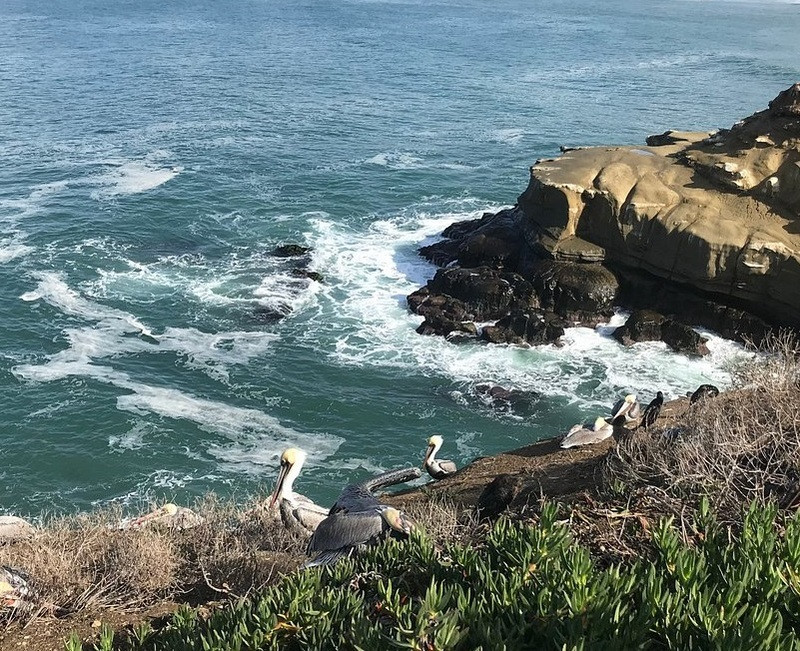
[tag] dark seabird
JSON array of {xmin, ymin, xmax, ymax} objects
[
  {"xmin": 690, "ymin": 384, "xmax": 719, "ymax": 404},
  {"xmin": 638, "ymin": 391, "xmax": 664, "ymax": 430}
]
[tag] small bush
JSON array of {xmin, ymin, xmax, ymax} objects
[{"xmin": 0, "ymin": 497, "xmax": 305, "ymax": 621}]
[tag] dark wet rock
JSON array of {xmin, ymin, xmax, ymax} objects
[
  {"xmin": 474, "ymin": 385, "xmax": 539, "ymax": 413},
  {"xmin": 481, "ymin": 311, "xmax": 566, "ymax": 346},
  {"xmin": 614, "ymin": 269, "xmax": 771, "ymax": 344},
  {"xmin": 418, "ymin": 208, "xmax": 524, "ymax": 270},
  {"xmin": 272, "ymin": 244, "xmax": 312, "ymax": 258},
  {"xmin": 416, "ymin": 317, "xmax": 477, "ymax": 339},
  {"xmin": 531, "ymin": 260, "xmax": 619, "ymax": 324},
  {"xmin": 613, "ymin": 310, "xmax": 666, "ymax": 345},
  {"xmin": 476, "ymin": 474, "xmax": 522, "ymax": 520},
  {"xmin": 291, "ymin": 268, "xmax": 324, "ymax": 282},
  {"xmin": 660, "ymin": 320, "xmax": 710, "ymax": 356},
  {"xmin": 410, "ymin": 290, "xmax": 477, "ymax": 338},
  {"xmin": 424, "ymin": 266, "xmax": 538, "ymax": 321},
  {"xmin": 253, "ymin": 306, "xmax": 289, "ymax": 323}
]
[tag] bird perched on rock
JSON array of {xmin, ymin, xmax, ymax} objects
[
  {"xmin": 0, "ymin": 566, "xmax": 30, "ymax": 609},
  {"xmin": 423, "ymin": 435, "xmax": 457, "ymax": 480},
  {"xmin": 476, "ymin": 474, "xmax": 522, "ymax": 520},
  {"xmin": 269, "ymin": 447, "xmax": 329, "ymax": 534},
  {"xmin": 305, "ymin": 467, "xmax": 420, "ymax": 568},
  {"xmin": 690, "ymin": 384, "xmax": 719, "ymax": 404},
  {"xmin": 638, "ymin": 391, "xmax": 664, "ymax": 430},
  {"xmin": 610, "ymin": 394, "xmax": 641, "ymax": 425},
  {"xmin": 560, "ymin": 417, "xmax": 614, "ymax": 448}
]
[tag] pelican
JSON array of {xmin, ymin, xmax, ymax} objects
[
  {"xmin": 270, "ymin": 447, "xmax": 329, "ymax": 534},
  {"xmin": 610, "ymin": 394, "xmax": 641, "ymax": 425},
  {"xmin": 305, "ymin": 466, "xmax": 420, "ymax": 568},
  {"xmin": 638, "ymin": 391, "xmax": 664, "ymax": 430},
  {"xmin": 1, "ymin": 566, "xmax": 30, "ymax": 609},
  {"xmin": 560, "ymin": 417, "xmax": 614, "ymax": 448},
  {"xmin": 119, "ymin": 503, "xmax": 204, "ymax": 530},
  {"xmin": 423, "ymin": 435, "xmax": 457, "ymax": 480}
]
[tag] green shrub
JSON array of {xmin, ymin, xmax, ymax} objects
[{"xmin": 88, "ymin": 500, "xmax": 800, "ymax": 651}]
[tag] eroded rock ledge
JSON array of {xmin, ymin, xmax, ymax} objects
[{"xmin": 409, "ymin": 84, "xmax": 800, "ymax": 345}]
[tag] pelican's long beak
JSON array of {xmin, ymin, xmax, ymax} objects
[
  {"xmin": 422, "ymin": 443, "xmax": 435, "ymax": 468},
  {"xmin": 269, "ymin": 462, "xmax": 290, "ymax": 509}
]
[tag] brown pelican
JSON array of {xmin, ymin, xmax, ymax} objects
[
  {"xmin": 305, "ymin": 466, "xmax": 420, "ymax": 568},
  {"xmin": 269, "ymin": 447, "xmax": 329, "ymax": 534},
  {"xmin": 120, "ymin": 503, "xmax": 204, "ymax": 530},
  {"xmin": 423, "ymin": 435, "xmax": 457, "ymax": 480},
  {"xmin": 610, "ymin": 394, "xmax": 641, "ymax": 425},
  {"xmin": 560, "ymin": 417, "xmax": 614, "ymax": 448},
  {"xmin": 638, "ymin": 391, "xmax": 664, "ymax": 429},
  {"xmin": 0, "ymin": 566, "xmax": 30, "ymax": 608},
  {"xmin": 690, "ymin": 384, "xmax": 719, "ymax": 404}
]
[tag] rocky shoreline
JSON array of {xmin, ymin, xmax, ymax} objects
[{"xmin": 408, "ymin": 84, "xmax": 800, "ymax": 350}]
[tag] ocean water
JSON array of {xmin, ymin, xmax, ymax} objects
[{"xmin": 1, "ymin": 0, "xmax": 799, "ymax": 515}]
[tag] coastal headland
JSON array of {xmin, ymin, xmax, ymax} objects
[
  {"xmin": 409, "ymin": 84, "xmax": 800, "ymax": 350},
  {"xmin": 4, "ymin": 85, "xmax": 800, "ymax": 650}
]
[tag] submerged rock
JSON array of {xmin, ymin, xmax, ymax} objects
[
  {"xmin": 473, "ymin": 385, "xmax": 539, "ymax": 413},
  {"xmin": 272, "ymin": 244, "xmax": 312, "ymax": 258}
]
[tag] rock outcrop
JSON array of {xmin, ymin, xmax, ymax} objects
[
  {"xmin": 409, "ymin": 85, "xmax": 800, "ymax": 345},
  {"xmin": 518, "ymin": 84, "xmax": 800, "ymax": 328}
]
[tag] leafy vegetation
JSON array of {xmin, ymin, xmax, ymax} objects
[{"xmin": 80, "ymin": 499, "xmax": 800, "ymax": 650}]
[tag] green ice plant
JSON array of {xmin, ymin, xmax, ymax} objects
[{"xmin": 68, "ymin": 500, "xmax": 800, "ymax": 651}]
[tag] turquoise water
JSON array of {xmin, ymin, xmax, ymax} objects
[{"xmin": 2, "ymin": 0, "xmax": 799, "ymax": 514}]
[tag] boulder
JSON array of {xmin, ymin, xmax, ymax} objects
[
  {"xmin": 531, "ymin": 261, "xmax": 619, "ymax": 325},
  {"xmin": 272, "ymin": 244, "xmax": 311, "ymax": 258},
  {"xmin": 480, "ymin": 311, "xmax": 565, "ymax": 346},
  {"xmin": 418, "ymin": 208, "xmax": 524, "ymax": 270},
  {"xmin": 613, "ymin": 310, "xmax": 666, "ymax": 345},
  {"xmin": 421, "ymin": 267, "xmax": 538, "ymax": 321},
  {"xmin": 660, "ymin": 320, "xmax": 710, "ymax": 356}
]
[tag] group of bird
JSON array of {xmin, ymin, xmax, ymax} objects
[
  {"xmin": 268, "ymin": 436, "xmax": 457, "ymax": 568},
  {"xmin": 560, "ymin": 383, "xmax": 719, "ymax": 449}
]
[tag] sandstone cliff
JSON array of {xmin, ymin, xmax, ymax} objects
[{"xmin": 518, "ymin": 83, "xmax": 800, "ymax": 327}]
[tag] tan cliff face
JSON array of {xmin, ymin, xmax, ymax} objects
[{"xmin": 518, "ymin": 83, "xmax": 800, "ymax": 326}]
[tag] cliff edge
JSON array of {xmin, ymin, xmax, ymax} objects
[{"xmin": 519, "ymin": 83, "xmax": 800, "ymax": 327}]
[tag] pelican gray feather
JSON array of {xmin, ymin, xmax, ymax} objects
[
  {"xmin": 270, "ymin": 448, "xmax": 329, "ymax": 534},
  {"xmin": 329, "ymin": 466, "xmax": 421, "ymax": 514},
  {"xmin": 560, "ymin": 417, "xmax": 614, "ymax": 448},
  {"xmin": 305, "ymin": 466, "xmax": 420, "ymax": 568},
  {"xmin": 423, "ymin": 435, "xmax": 457, "ymax": 480}
]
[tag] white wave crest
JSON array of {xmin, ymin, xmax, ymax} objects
[{"xmin": 299, "ymin": 206, "xmax": 747, "ymax": 437}]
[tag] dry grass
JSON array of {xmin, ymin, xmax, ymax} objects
[
  {"xmin": 605, "ymin": 330, "xmax": 800, "ymax": 517},
  {"xmin": 0, "ymin": 496, "xmax": 306, "ymax": 624}
]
